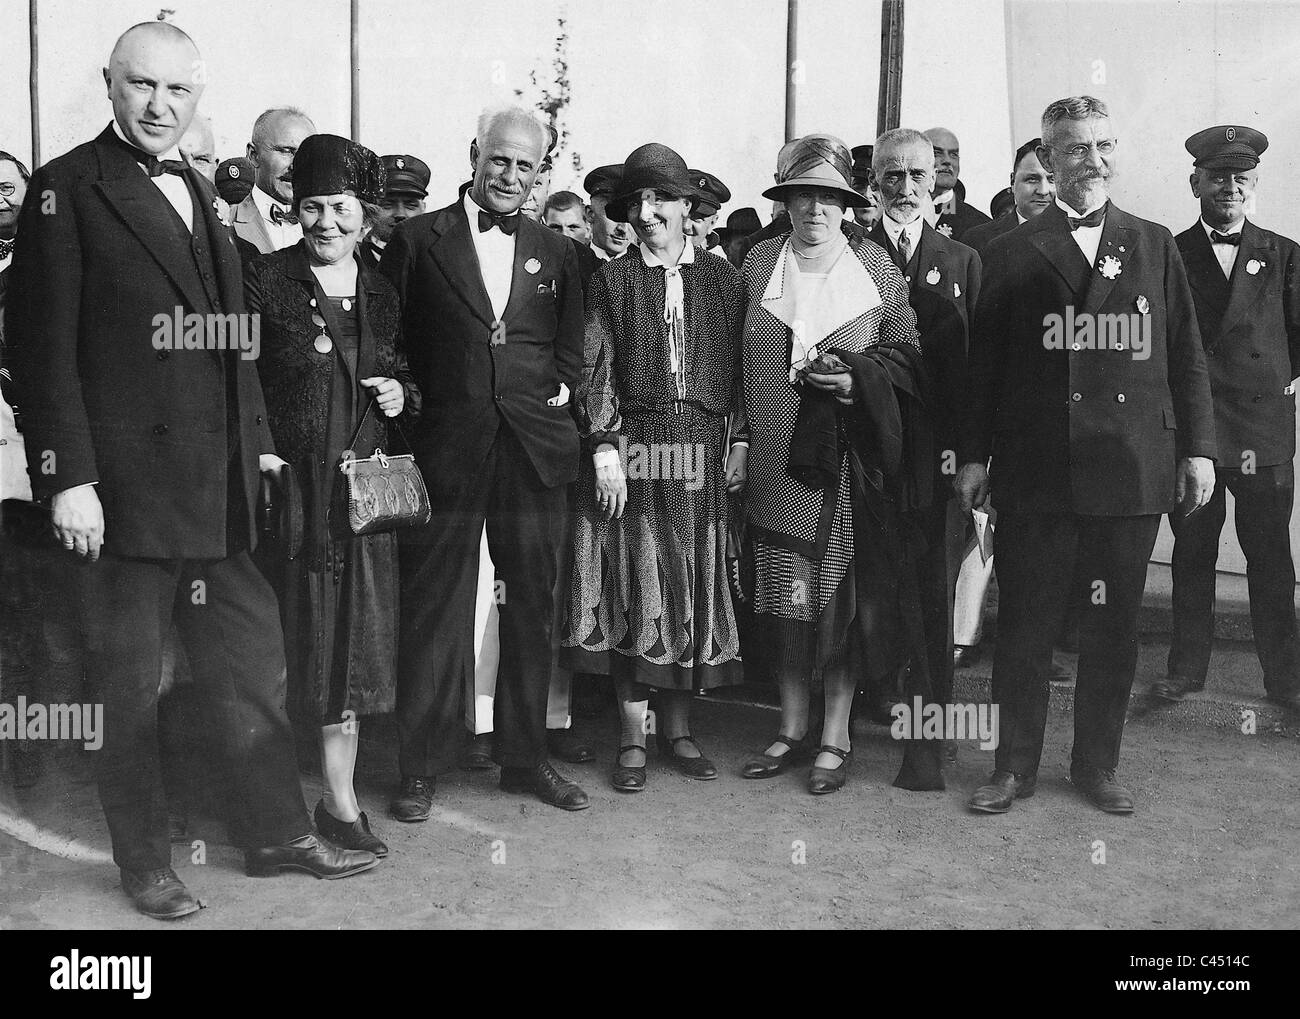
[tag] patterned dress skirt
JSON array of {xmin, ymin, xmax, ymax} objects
[{"xmin": 561, "ymin": 404, "xmax": 742, "ymax": 690}]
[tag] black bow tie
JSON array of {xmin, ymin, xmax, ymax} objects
[
  {"xmin": 0, "ymin": 238, "xmax": 14, "ymax": 259},
  {"xmin": 1066, "ymin": 205, "xmax": 1107, "ymax": 230},
  {"xmin": 1210, "ymin": 230, "xmax": 1241, "ymax": 246},
  {"xmin": 112, "ymin": 130, "xmax": 189, "ymax": 178},
  {"xmin": 477, "ymin": 209, "xmax": 519, "ymax": 235},
  {"xmin": 270, "ymin": 204, "xmax": 299, "ymax": 226}
]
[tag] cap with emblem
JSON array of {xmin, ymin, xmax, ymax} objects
[
  {"xmin": 216, "ymin": 156, "xmax": 255, "ymax": 205},
  {"xmin": 1185, "ymin": 125, "xmax": 1269, "ymax": 172},
  {"xmin": 380, "ymin": 154, "xmax": 430, "ymax": 198},
  {"xmin": 689, "ymin": 170, "xmax": 731, "ymax": 217},
  {"xmin": 850, "ymin": 144, "xmax": 874, "ymax": 182},
  {"xmin": 583, "ymin": 163, "xmax": 623, "ymax": 200}
]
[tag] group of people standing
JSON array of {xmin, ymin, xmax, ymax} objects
[{"xmin": 3, "ymin": 19, "xmax": 1298, "ymax": 923}]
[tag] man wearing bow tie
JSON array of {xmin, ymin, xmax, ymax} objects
[
  {"xmin": 6, "ymin": 22, "xmax": 377, "ymax": 920},
  {"xmin": 1154, "ymin": 126, "xmax": 1300, "ymax": 712},
  {"xmin": 956, "ymin": 96, "xmax": 1217, "ymax": 815},
  {"xmin": 231, "ymin": 106, "xmax": 315, "ymax": 254},
  {"xmin": 380, "ymin": 104, "xmax": 589, "ymax": 815}
]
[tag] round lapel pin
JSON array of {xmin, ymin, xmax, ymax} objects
[{"xmin": 525, "ymin": 258, "xmax": 542, "ymax": 275}]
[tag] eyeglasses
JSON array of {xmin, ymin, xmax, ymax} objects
[
  {"xmin": 0, "ymin": 182, "xmax": 18, "ymax": 197},
  {"xmin": 1050, "ymin": 139, "xmax": 1117, "ymax": 160}
]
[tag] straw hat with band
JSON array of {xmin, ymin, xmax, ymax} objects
[
  {"xmin": 606, "ymin": 143, "xmax": 697, "ymax": 222},
  {"xmin": 763, "ymin": 134, "xmax": 869, "ymax": 208}
]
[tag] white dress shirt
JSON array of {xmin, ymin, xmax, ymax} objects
[
  {"xmin": 881, "ymin": 212, "xmax": 924, "ymax": 268},
  {"xmin": 0, "ymin": 249, "xmax": 11, "ymax": 274},
  {"xmin": 464, "ymin": 191, "xmax": 516, "ymax": 320},
  {"xmin": 1202, "ymin": 218, "xmax": 1243, "ymax": 279},
  {"xmin": 251, "ymin": 185, "xmax": 303, "ymax": 250},
  {"xmin": 1057, "ymin": 197, "xmax": 1107, "ymax": 266},
  {"xmin": 111, "ymin": 119, "xmax": 192, "ymax": 231}
]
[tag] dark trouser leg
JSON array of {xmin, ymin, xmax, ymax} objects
[
  {"xmin": 1228, "ymin": 463, "xmax": 1300, "ymax": 696},
  {"xmin": 395, "ymin": 461, "xmax": 489, "ymax": 777},
  {"xmin": 989, "ymin": 512, "xmax": 1077, "ymax": 776},
  {"xmin": 1071, "ymin": 515, "xmax": 1160, "ymax": 772},
  {"xmin": 1167, "ymin": 479, "xmax": 1228, "ymax": 687},
  {"xmin": 486, "ymin": 429, "xmax": 565, "ymax": 769},
  {"xmin": 174, "ymin": 552, "xmax": 309, "ymax": 848}
]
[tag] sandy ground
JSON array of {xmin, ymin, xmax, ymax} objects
[{"xmin": 2, "ymin": 664, "xmax": 1297, "ymax": 930}]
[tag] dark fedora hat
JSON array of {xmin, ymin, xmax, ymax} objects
[
  {"xmin": 607, "ymin": 143, "xmax": 696, "ymax": 222},
  {"xmin": 290, "ymin": 134, "xmax": 386, "ymax": 207}
]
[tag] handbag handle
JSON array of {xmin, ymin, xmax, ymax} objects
[{"xmin": 343, "ymin": 391, "xmax": 414, "ymax": 455}]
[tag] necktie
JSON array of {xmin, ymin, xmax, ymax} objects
[
  {"xmin": 270, "ymin": 205, "xmax": 299, "ymax": 226},
  {"xmin": 0, "ymin": 237, "xmax": 14, "ymax": 259},
  {"xmin": 1210, "ymin": 230, "xmax": 1241, "ymax": 246},
  {"xmin": 1067, "ymin": 206, "xmax": 1107, "ymax": 230},
  {"xmin": 896, "ymin": 230, "xmax": 911, "ymax": 270},
  {"xmin": 477, "ymin": 209, "xmax": 520, "ymax": 236}
]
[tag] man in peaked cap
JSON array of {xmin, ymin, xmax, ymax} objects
[
  {"xmin": 849, "ymin": 144, "xmax": 881, "ymax": 230},
  {"xmin": 1155, "ymin": 125, "xmax": 1300, "ymax": 712},
  {"xmin": 360, "ymin": 153, "xmax": 430, "ymax": 269},
  {"xmin": 216, "ymin": 155, "xmax": 254, "ymax": 206},
  {"xmin": 584, "ymin": 163, "xmax": 635, "ymax": 260},
  {"xmin": 685, "ymin": 169, "xmax": 729, "ymax": 253}
]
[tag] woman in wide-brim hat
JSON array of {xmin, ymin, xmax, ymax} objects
[
  {"xmin": 246, "ymin": 134, "xmax": 420, "ymax": 857},
  {"xmin": 734, "ymin": 133, "xmax": 921, "ymax": 794},
  {"xmin": 561, "ymin": 142, "xmax": 747, "ymax": 791}
]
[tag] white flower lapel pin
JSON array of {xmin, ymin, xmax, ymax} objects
[
  {"xmin": 1099, "ymin": 254, "xmax": 1123, "ymax": 280},
  {"xmin": 1246, "ymin": 258, "xmax": 1265, "ymax": 275},
  {"xmin": 936, "ymin": 223, "xmax": 954, "ymax": 238},
  {"xmin": 212, "ymin": 196, "xmax": 231, "ymax": 228}
]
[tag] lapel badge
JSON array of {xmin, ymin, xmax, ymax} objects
[
  {"xmin": 1246, "ymin": 258, "xmax": 1264, "ymax": 275},
  {"xmin": 1135, "ymin": 295, "xmax": 1149, "ymax": 315},
  {"xmin": 1099, "ymin": 254, "xmax": 1123, "ymax": 280},
  {"xmin": 212, "ymin": 196, "xmax": 231, "ymax": 228},
  {"xmin": 525, "ymin": 257, "xmax": 542, "ymax": 275},
  {"xmin": 936, "ymin": 222, "xmax": 953, "ymax": 238},
  {"xmin": 926, "ymin": 266, "xmax": 941, "ymax": 286},
  {"xmin": 953, "ymin": 282, "xmax": 962, "ymax": 298}
]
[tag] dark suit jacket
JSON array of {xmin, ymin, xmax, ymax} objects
[
  {"xmin": 868, "ymin": 219, "xmax": 980, "ymax": 336},
  {"xmin": 960, "ymin": 202, "xmax": 1216, "ymax": 516},
  {"xmin": 935, "ymin": 195, "xmax": 991, "ymax": 243},
  {"xmin": 962, "ymin": 211, "xmax": 1021, "ymax": 256},
  {"xmin": 378, "ymin": 199, "xmax": 583, "ymax": 495},
  {"xmin": 1175, "ymin": 219, "xmax": 1300, "ymax": 470},
  {"xmin": 6, "ymin": 125, "xmax": 274, "ymax": 558},
  {"xmin": 571, "ymin": 236, "xmax": 599, "ymax": 295}
]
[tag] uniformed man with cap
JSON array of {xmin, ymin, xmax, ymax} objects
[
  {"xmin": 360, "ymin": 153, "xmax": 430, "ymax": 269},
  {"xmin": 215, "ymin": 155, "xmax": 254, "ymax": 206},
  {"xmin": 584, "ymin": 163, "xmax": 635, "ymax": 260},
  {"xmin": 1155, "ymin": 125, "xmax": 1300, "ymax": 711},
  {"xmin": 849, "ymin": 144, "xmax": 881, "ymax": 230},
  {"xmin": 685, "ymin": 169, "xmax": 729, "ymax": 253}
]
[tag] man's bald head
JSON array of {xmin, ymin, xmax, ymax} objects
[
  {"xmin": 924, "ymin": 127, "xmax": 961, "ymax": 193},
  {"xmin": 103, "ymin": 21, "xmax": 204, "ymax": 156}
]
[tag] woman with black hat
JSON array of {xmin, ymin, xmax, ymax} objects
[
  {"xmin": 735, "ymin": 134, "xmax": 921, "ymax": 794},
  {"xmin": 245, "ymin": 134, "xmax": 419, "ymax": 855},
  {"xmin": 562, "ymin": 142, "xmax": 746, "ymax": 791}
]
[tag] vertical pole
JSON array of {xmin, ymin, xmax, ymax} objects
[
  {"xmin": 877, "ymin": 0, "xmax": 904, "ymax": 136},
  {"xmin": 350, "ymin": 0, "xmax": 360, "ymax": 141},
  {"xmin": 784, "ymin": 0, "xmax": 798, "ymax": 142},
  {"xmin": 29, "ymin": 0, "xmax": 41, "ymax": 168}
]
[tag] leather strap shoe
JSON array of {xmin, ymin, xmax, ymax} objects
[
  {"xmin": 459, "ymin": 733, "xmax": 495, "ymax": 770},
  {"xmin": 656, "ymin": 733, "xmax": 718, "ymax": 779},
  {"xmin": 1070, "ymin": 766, "xmax": 1134, "ymax": 814},
  {"xmin": 314, "ymin": 800, "xmax": 388, "ymax": 857},
  {"xmin": 547, "ymin": 727, "xmax": 596, "ymax": 764},
  {"xmin": 808, "ymin": 745, "xmax": 851, "ymax": 795},
  {"xmin": 611, "ymin": 745, "xmax": 647, "ymax": 792},
  {"xmin": 500, "ymin": 761, "xmax": 590, "ymax": 810},
  {"xmin": 389, "ymin": 775, "xmax": 436, "ymax": 822},
  {"xmin": 246, "ymin": 833, "xmax": 379, "ymax": 878},
  {"xmin": 742, "ymin": 734, "xmax": 810, "ymax": 779},
  {"xmin": 120, "ymin": 866, "xmax": 201, "ymax": 920},
  {"xmin": 968, "ymin": 770, "xmax": 1036, "ymax": 813}
]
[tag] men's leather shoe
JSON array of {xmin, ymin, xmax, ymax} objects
[
  {"xmin": 459, "ymin": 733, "xmax": 495, "ymax": 770},
  {"xmin": 547, "ymin": 727, "xmax": 596, "ymax": 764},
  {"xmin": 120, "ymin": 866, "xmax": 201, "ymax": 920},
  {"xmin": 1070, "ymin": 766, "xmax": 1134, "ymax": 814},
  {"xmin": 500, "ymin": 762, "xmax": 590, "ymax": 810},
  {"xmin": 1150, "ymin": 678, "xmax": 1187, "ymax": 702},
  {"xmin": 968, "ymin": 770, "xmax": 1037, "ymax": 813},
  {"xmin": 953, "ymin": 644, "xmax": 981, "ymax": 669},
  {"xmin": 389, "ymin": 775, "xmax": 436, "ymax": 822},
  {"xmin": 314, "ymin": 800, "xmax": 388, "ymax": 857},
  {"xmin": 246, "ymin": 833, "xmax": 379, "ymax": 878}
]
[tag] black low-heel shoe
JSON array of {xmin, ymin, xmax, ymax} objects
[
  {"xmin": 314, "ymin": 800, "xmax": 389, "ymax": 857},
  {"xmin": 611, "ymin": 745, "xmax": 647, "ymax": 792},
  {"xmin": 741, "ymin": 734, "xmax": 811, "ymax": 779},
  {"xmin": 656, "ymin": 733, "xmax": 718, "ymax": 780},
  {"xmin": 808, "ymin": 745, "xmax": 851, "ymax": 795}
]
